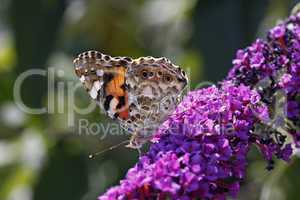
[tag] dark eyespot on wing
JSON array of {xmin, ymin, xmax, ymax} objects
[
  {"xmin": 116, "ymin": 96, "xmax": 126, "ymax": 109},
  {"xmin": 104, "ymin": 95, "xmax": 114, "ymax": 111}
]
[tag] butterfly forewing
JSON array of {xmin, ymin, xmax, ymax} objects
[{"xmin": 74, "ymin": 51, "xmax": 131, "ymax": 120}]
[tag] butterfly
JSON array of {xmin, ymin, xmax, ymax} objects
[{"xmin": 73, "ymin": 51, "xmax": 188, "ymax": 150}]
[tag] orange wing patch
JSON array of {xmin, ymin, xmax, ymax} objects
[
  {"xmin": 104, "ymin": 66, "xmax": 129, "ymax": 120},
  {"xmin": 105, "ymin": 67, "xmax": 126, "ymax": 96}
]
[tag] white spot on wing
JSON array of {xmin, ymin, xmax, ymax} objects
[
  {"xmin": 89, "ymin": 87, "xmax": 98, "ymax": 99},
  {"xmin": 110, "ymin": 97, "xmax": 118, "ymax": 109},
  {"xmin": 96, "ymin": 69, "xmax": 104, "ymax": 76},
  {"xmin": 80, "ymin": 75, "xmax": 85, "ymax": 83},
  {"xmin": 93, "ymin": 81, "xmax": 102, "ymax": 91},
  {"xmin": 107, "ymin": 97, "xmax": 118, "ymax": 118}
]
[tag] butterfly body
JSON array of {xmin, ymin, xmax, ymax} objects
[{"xmin": 74, "ymin": 51, "xmax": 188, "ymax": 148}]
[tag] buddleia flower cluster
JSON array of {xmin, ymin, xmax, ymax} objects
[{"xmin": 99, "ymin": 10, "xmax": 300, "ymax": 200}]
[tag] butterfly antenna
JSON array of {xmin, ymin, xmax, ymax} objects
[{"xmin": 88, "ymin": 139, "xmax": 130, "ymax": 159}]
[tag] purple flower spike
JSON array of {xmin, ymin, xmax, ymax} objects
[
  {"xmin": 99, "ymin": 10, "xmax": 300, "ymax": 200},
  {"xmin": 100, "ymin": 84, "xmax": 265, "ymax": 199}
]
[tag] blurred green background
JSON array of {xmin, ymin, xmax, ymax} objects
[{"xmin": 0, "ymin": 0, "xmax": 300, "ymax": 200}]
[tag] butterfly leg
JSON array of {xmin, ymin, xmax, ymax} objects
[
  {"xmin": 126, "ymin": 132, "xmax": 150, "ymax": 157},
  {"xmin": 126, "ymin": 133, "xmax": 143, "ymax": 149},
  {"xmin": 137, "ymin": 148, "xmax": 141, "ymax": 157}
]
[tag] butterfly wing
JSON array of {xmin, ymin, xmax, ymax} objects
[
  {"xmin": 122, "ymin": 56, "xmax": 188, "ymax": 135},
  {"xmin": 73, "ymin": 51, "xmax": 132, "ymax": 121},
  {"xmin": 126, "ymin": 56, "xmax": 188, "ymax": 112},
  {"xmin": 74, "ymin": 52, "xmax": 189, "ymax": 148}
]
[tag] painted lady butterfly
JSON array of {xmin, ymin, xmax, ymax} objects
[{"xmin": 74, "ymin": 51, "xmax": 188, "ymax": 149}]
